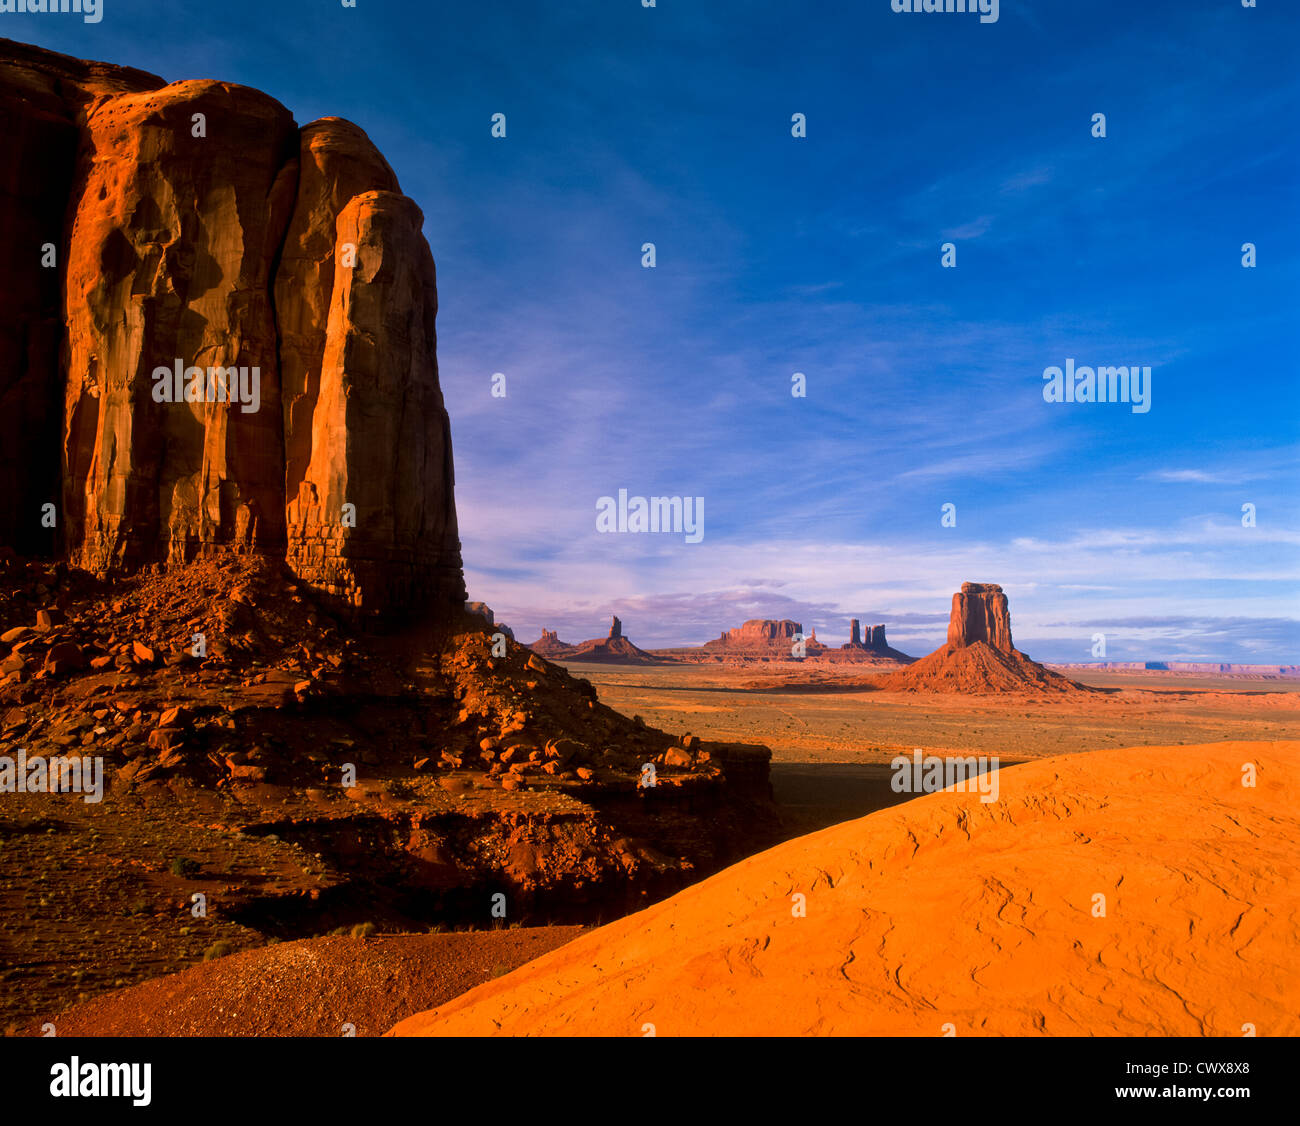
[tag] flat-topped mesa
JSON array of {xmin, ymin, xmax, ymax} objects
[
  {"xmin": 705, "ymin": 619, "xmax": 803, "ymax": 651},
  {"xmin": 947, "ymin": 582, "xmax": 1013, "ymax": 653},
  {"xmin": 0, "ymin": 39, "xmax": 465, "ymax": 619}
]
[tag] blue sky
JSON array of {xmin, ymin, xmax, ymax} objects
[{"xmin": 12, "ymin": 0, "xmax": 1300, "ymax": 661}]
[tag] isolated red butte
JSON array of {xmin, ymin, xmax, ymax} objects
[
  {"xmin": 883, "ymin": 582, "xmax": 1088, "ymax": 694},
  {"xmin": 527, "ymin": 629, "xmax": 576, "ymax": 658},
  {"xmin": 0, "ymin": 39, "xmax": 463, "ymax": 617},
  {"xmin": 566, "ymin": 616, "xmax": 661, "ymax": 664},
  {"xmin": 947, "ymin": 583, "xmax": 1013, "ymax": 651}
]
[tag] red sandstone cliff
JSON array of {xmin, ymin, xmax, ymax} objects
[{"xmin": 0, "ymin": 39, "xmax": 463, "ymax": 617}]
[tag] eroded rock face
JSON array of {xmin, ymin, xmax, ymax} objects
[
  {"xmin": 947, "ymin": 582, "xmax": 1013, "ymax": 652},
  {"xmin": 0, "ymin": 40, "xmax": 163, "ymax": 556},
  {"xmin": 465, "ymin": 602, "xmax": 513, "ymax": 639},
  {"xmin": 63, "ymin": 80, "xmax": 298, "ymax": 572},
  {"xmin": 274, "ymin": 118, "xmax": 398, "ymax": 516},
  {"xmin": 285, "ymin": 190, "xmax": 462, "ymax": 613},
  {"xmin": 0, "ymin": 39, "xmax": 464, "ymax": 618}
]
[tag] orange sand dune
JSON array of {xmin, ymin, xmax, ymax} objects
[{"xmin": 389, "ymin": 741, "xmax": 1299, "ymax": 1037}]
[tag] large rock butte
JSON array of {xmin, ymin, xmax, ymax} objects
[
  {"xmin": 948, "ymin": 582, "xmax": 1013, "ymax": 651},
  {"xmin": 884, "ymin": 582, "xmax": 1087, "ymax": 694},
  {"xmin": 0, "ymin": 39, "xmax": 463, "ymax": 617}
]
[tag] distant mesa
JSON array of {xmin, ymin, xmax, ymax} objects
[
  {"xmin": 705, "ymin": 619, "xmax": 804, "ymax": 653},
  {"xmin": 528, "ymin": 628, "xmax": 576, "ymax": 659},
  {"xmin": 703, "ymin": 619, "xmax": 833, "ymax": 658},
  {"xmin": 1051, "ymin": 660, "xmax": 1300, "ymax": 677},
  {"xmin": 883, "ymin": 582, "xmax": 1089, "ymax": 694},
  {"xmin": 674, "ymin": 616, "xmax": 911, "ymax": 664}
]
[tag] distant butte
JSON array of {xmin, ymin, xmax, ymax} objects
[
  {"xmin": 562, "ymin": 617, "xmax": 663, "ymax": 664},
  {"xmin": 527, "ymin": 628, "xmax": 577, "ymax": 659},
  {"xmin": 883, "ymin": 582, "xmax": 1089, "ymax": 694},
  {"xmin": 840, "ymin": 619, "xmax": 912, "ymax": 662}
]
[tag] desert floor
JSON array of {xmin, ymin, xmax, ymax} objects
[
  {"xmin": 391, "ymin": 740, "xmax": 1299, "ymax": 1037},
  {"xmin": 564, "ymin": 662, "xmax": 1300, "ymax": 837},
  {"xmin": 10, "ymin": 663, "xmax": 1295, "ymax": 1035}
]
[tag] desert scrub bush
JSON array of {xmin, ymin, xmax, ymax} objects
[
  {"xmin": 202, "ymin": 940, "xmax": 235, "ymax": 962},
  {"xmin": 168, "ymin": 857, "xmax": 200, "ymax": 878},
  {"xmin": 351, "ymin": 922, "xmax": 377, "ymax": 938}
]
